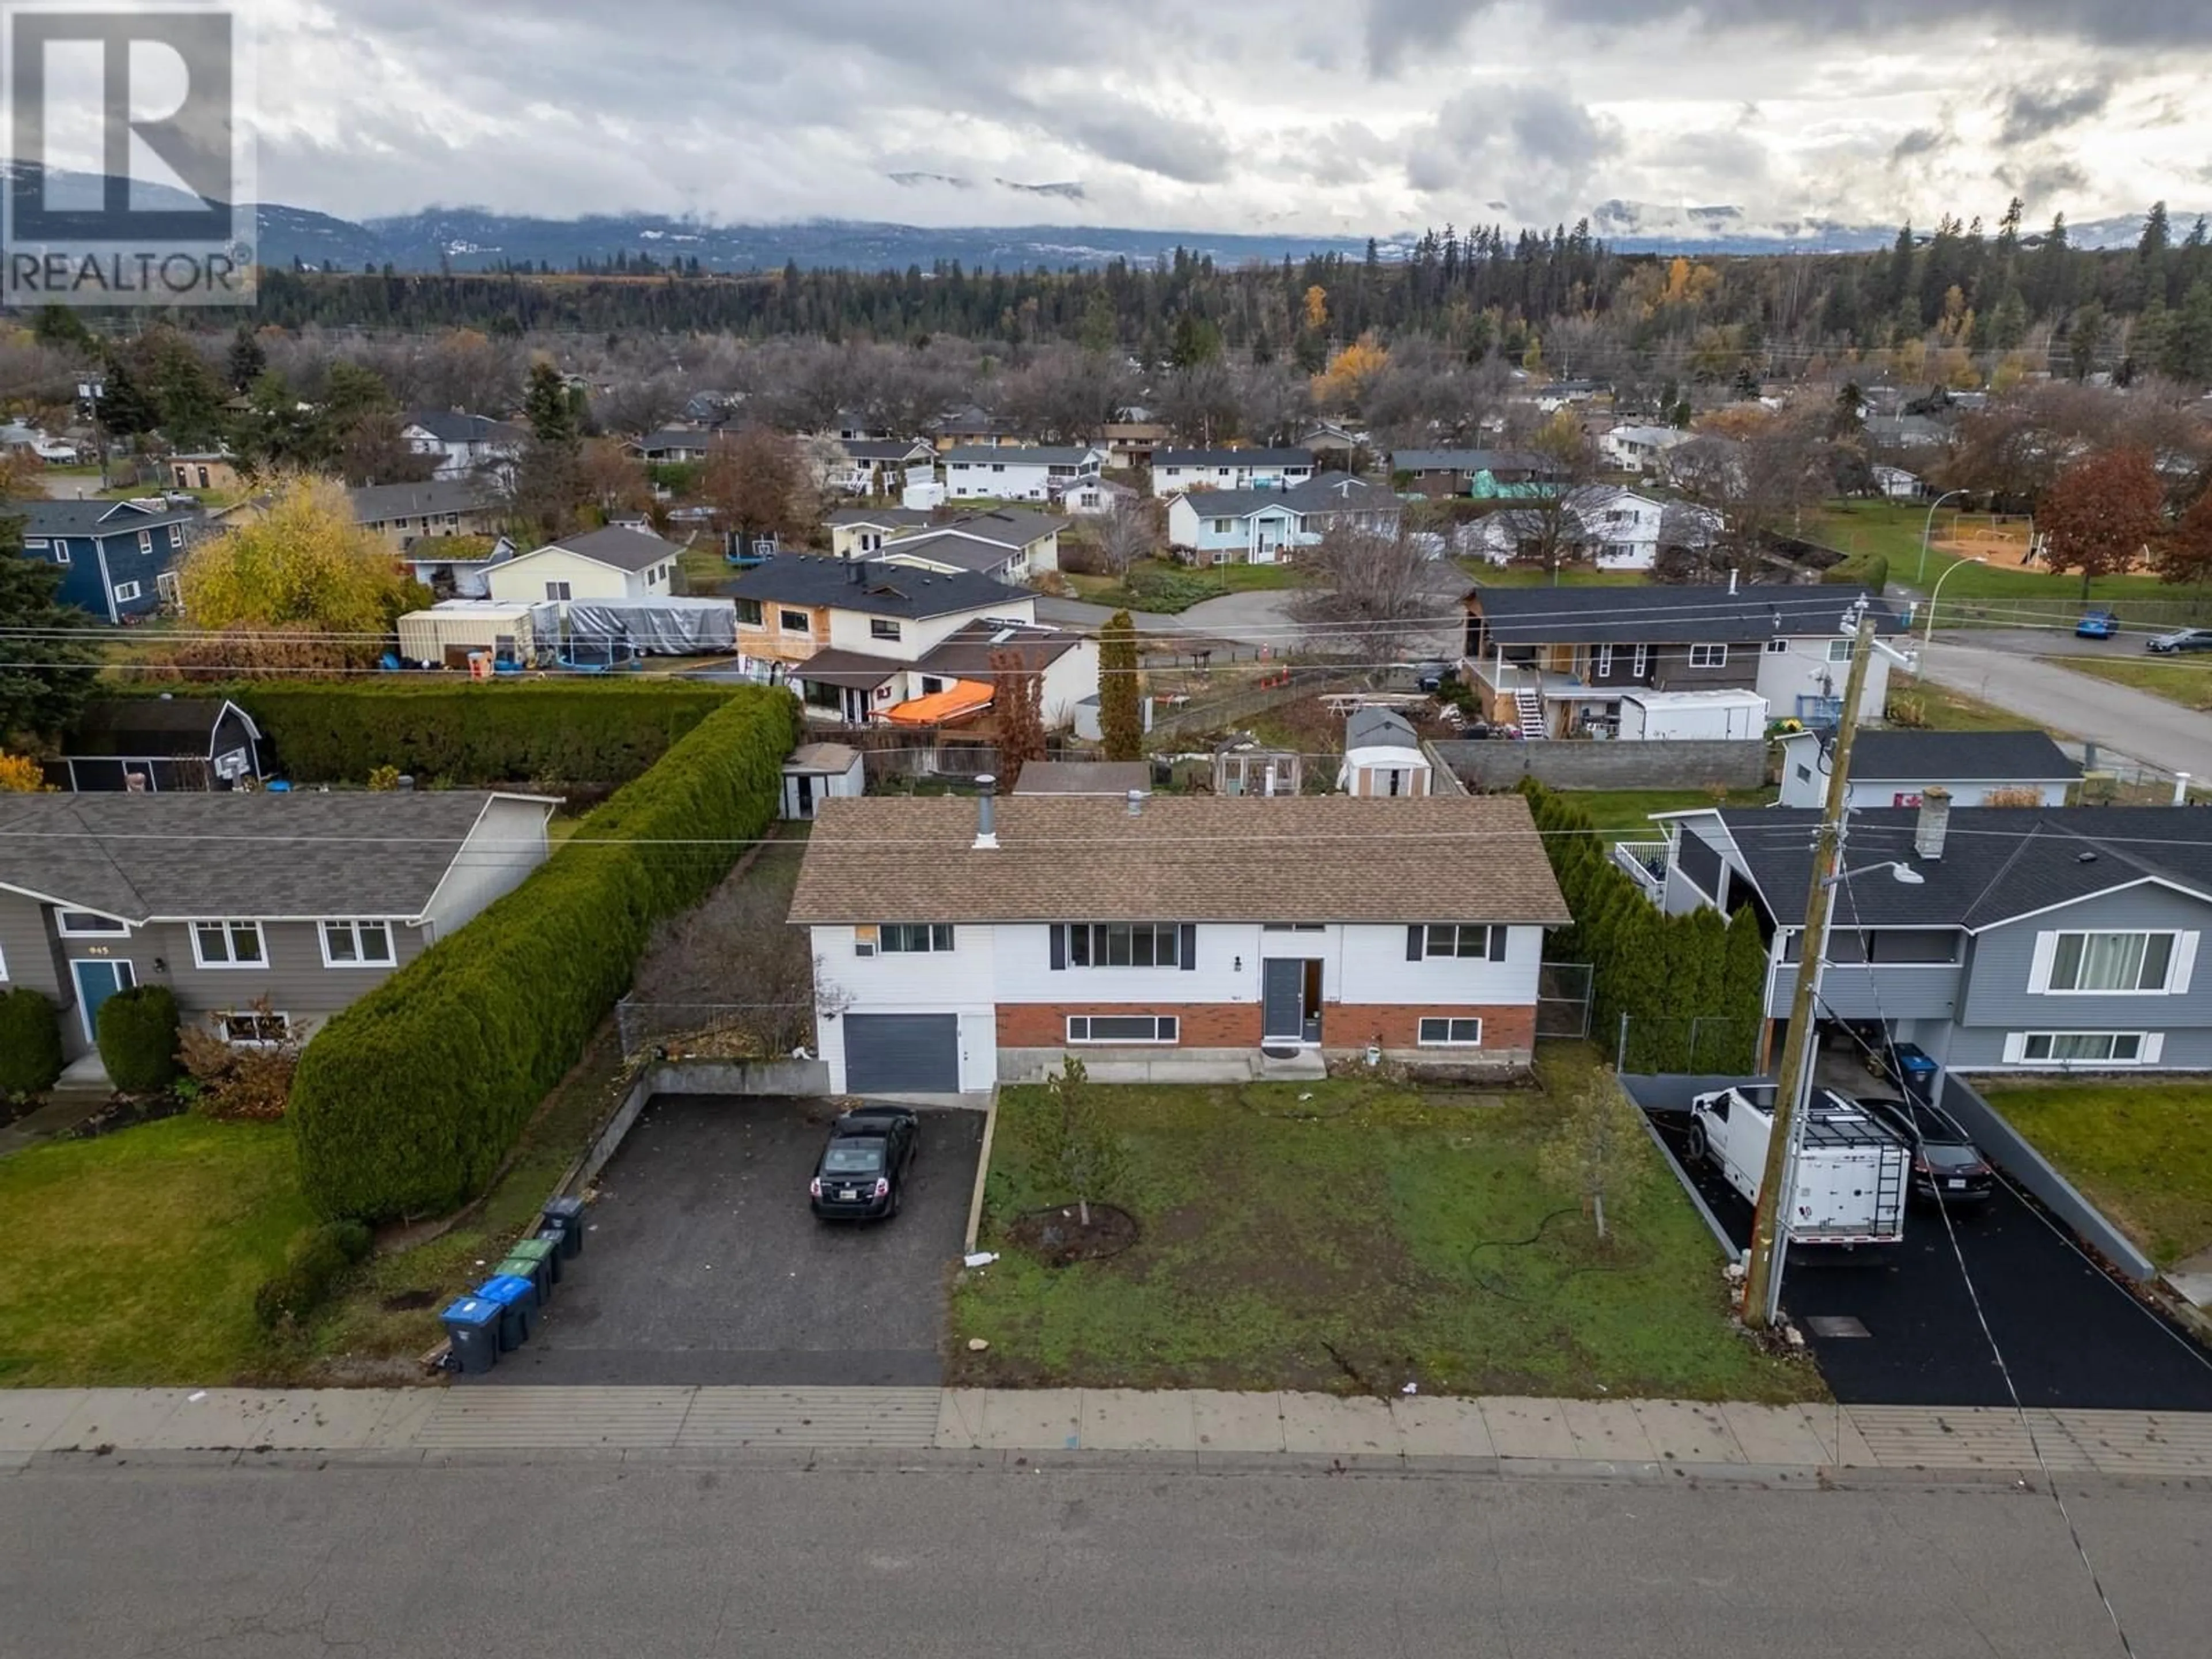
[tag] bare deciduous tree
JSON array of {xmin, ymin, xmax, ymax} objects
[
  {"xmin": 631, "ymin": 872, "xmax": 843, "ymax": 1058},
  {"xmin": 1095, "ymin": 497, "xmax": 1159, "ymax": 576},
  {"xmin": 1289, "ymin": 525, "xmax": 1450, "ymax": 663}
]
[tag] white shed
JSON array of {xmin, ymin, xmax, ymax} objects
[
  {"xmin": 781, "ymin": 742, "xmax": 866, "ymax": 820},
  {"xmin": 1336, "ymin": 707, "xmax": 1433, "ymax": 797},
  {"xmin": 396, "ymin": 600, "xmax": 558, "ymax": 669},
  {"xmin": 1616, "ymin": 689, "xmax": 1768, "ymax": 742}
]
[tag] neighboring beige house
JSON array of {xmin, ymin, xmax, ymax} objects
[
  {"xmin": 168, "ymin": 453, "xmax": 243, "ymax": 494},
  {"xmin": 349, "ymin": 479, "xmax": 506, "ymax": 551},
  {"xmin": 485, "ymin": 525, "xmax": 684, "ymax": 605},
  {"xmin": 825, "ymin": 506, "xmax": 935, "ymax": 558}
]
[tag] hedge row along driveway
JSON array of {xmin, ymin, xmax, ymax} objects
[
  {"xmin": 289, "ymin": 687, "xmax": 801, "ymax": 1221},
  {"xmin": 115, "ymin": 680, "xmax": 747, "ymax": 787}
]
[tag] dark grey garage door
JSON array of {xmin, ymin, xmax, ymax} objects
[{"xmin": 844, "ymin": 1014, "xmax": 960, "ymax": 1093}]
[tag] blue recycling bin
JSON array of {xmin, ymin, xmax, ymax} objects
[
  {"xmin": 1890, "ymin": 1041, "xmax": 1940, "ymax": 1105},
  {"xmin": 440, "ymin": 1296, "xmax": 502, "ymax": 1375},
  {"xmin": 535, "ymin": 1226, "xmax": 569, "ymax": 1284},
  {"xmin": 540, "ymin": 1196, "xmax": 586, "ymax": 1260},
  {"xmin": 476, "ymin": 1274, "xmax": 538, "ymax": 1351}
]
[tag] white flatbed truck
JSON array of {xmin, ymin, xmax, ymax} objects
[{"xmin": 1685, "ymin": 1083, "xmax": 1908, "ymax": 1245}]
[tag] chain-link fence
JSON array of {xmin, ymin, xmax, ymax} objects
[
  {"xmin": 615, "ymin": 998, "xmax": 814, "ymax": 1060},
  {"xmin": 1610, "ymin": 1013, "xmax": 1762, "ymax": 1076},
  {"xmin": 1536, "ymin": 961, "xmax": 1593, "ymax": 1040}
]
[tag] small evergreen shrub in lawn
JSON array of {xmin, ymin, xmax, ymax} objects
[
  {"xmin": 0, "ymin": 987, "xmax": 64, "ymax": 1097},
  {"xmin": 96, "ymin": 985, "xmax": 179, "ymax": 1094}
]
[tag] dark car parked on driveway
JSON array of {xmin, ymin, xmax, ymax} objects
[
  {"xmin": 2146, "ymin": 627, "xmax": 2212, "ymax": 654},
  {"xmin": 1853, "ymin": 1093, "xmax": 1994, "ymax": 1206},
  {"xmin": 810, "ymin": 1106, "xmax": 919, "ymax": 1221}
]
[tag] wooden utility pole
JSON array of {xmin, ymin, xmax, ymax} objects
[{"xmin": 1743, "ymin": 608, "xmax": 1877, "ymax": 1330}]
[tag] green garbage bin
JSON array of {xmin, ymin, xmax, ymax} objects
[{"xmin": 505, "ymin": 1237, "xmax": 558, "ymax": 1303}]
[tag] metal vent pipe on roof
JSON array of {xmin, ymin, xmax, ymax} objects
[
  {"xmin": 1126, "ymin": 789, "xmax": 1146, "ymax": 817},
  {"xmin": 974, "ymin": 774, "xmax": 998, "ymax": 849}
]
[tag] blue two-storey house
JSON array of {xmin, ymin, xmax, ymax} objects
[{"xmin": 12, "ymin": 497, "xmax": 204, "ymax": 623}]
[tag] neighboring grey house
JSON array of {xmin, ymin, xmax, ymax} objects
[
  {"xmin": 401, "ymin": 410, "xmax": 525, "ymax": 482},
  {"xmin": 0, "ymin": 790, "xmax": 558, "ymax": 1063},
  {"xmin": 1645, "ymin": 800, "xmax": 2212, "ymax": 1073},
  {"xmin": 1777, "ymin": 728, "xmax": 2082, "ymax": 810}
]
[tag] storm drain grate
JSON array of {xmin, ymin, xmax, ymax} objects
[{"xmin": 1804, "ymin": 1315, "xmax": 1872, "ymax": 1339}]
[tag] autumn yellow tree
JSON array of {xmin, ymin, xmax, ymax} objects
[
  {"xmin": 0, "ymin": 753, "xmax": 51, "ymax": 791},
  {"xmin": 176, "ymin": 474, "xmax": 419, "ymax": 665},
  {"xmin": 1312, "ymin": 331, "xmax": 1388, "ymax": 414},
  {"xmin": 1302, "ymin": 285, "xmax": 1328, "ymax": 331}
]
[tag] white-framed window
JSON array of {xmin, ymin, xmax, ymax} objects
[
  {"xmin": 1212, "ymin": 518, "xmax": 1234, "ymax": 534},
  {"xmin": 2005, "ymin": 1031, "xmax": 2160, "ymax": 1066},
  {"xmin": 991, "ymin": 463, "xmax": 1005, "ymax": 473},
  {"xmin": 1262, "ymin": 923, "xmax": 1326, "ymax": 933},
  {"xmin": 52, "ymin": 540, "xmax": 70, "ymax": 563},
  {"xmin": 1767, "ymin": 638, "xmax": 1789, "ymax": 654},
  {"xmin": 191, "ymin": 919, "xmax": 266, "ymax": 968},
  {"xmin": 1688, "ymin": 643, "xmax": 1728, "ymax": 668},
  {"xmin": 1067, "ymin": 1014, "xmax": 1179, "ymax": 1044},
  {"xmin": 1596, "ymin": 644, "xmax": 1614, "ymax": 676},
  {"xmin": 870, "ymin": 618, "xmax": 902, "ymax": 641},
  {"xmin": 168, "ymin": 523, "xmax": 184, "ymax": 548},
  {"xmin": 2031, "ymin": 930, "xmax": 2195, "ymax": 995},
  {"xmin": 321, "ymin": 919, "xmax": 396, "ymax": 968},
  {"xmin": 1069, "ymin": 922, "xmax": 1180, "ymax": 967},
  {"xmin": 1418, "ymin": 923, "xmax": 1498, "ymax": 960},
  {"xmin": 136, "ymin": 529, "xmax": 153, "ymax": 554},
  {"xmin": 1631, "ymin": 644, "xmax": 1649, "ymax": 676},
  {"xmin": 218, "ymin": 1009, "xmax": 290, "ymax": 1047},
  {"xmin": 1417, "ymin": 1017, "xmax": 1485, "ymax": 1046},
  {"xmin": 24, "ymin": 537, "xmax": 48, "ymax": 551},
  {"xmin": 1827, "ymin": 638, "xmax": 1855, "ymax": 662},
  {"xmin": 547, "ymin": 580, "xmax": 572, "ymax": 601},
  {"xmin": 56, "ymin": 910, "xmax": 129, "ymax": 937},
  {"xmin": 779, "ymin": 609, "xmax": 810, "ymax": 632},
  {"xmin": 877, "ymin": 923, "xmax": 954, "ymax": 953},
  {"xmin": 112, "ymin": 581, "xmax": 141, "ymax": 603}
]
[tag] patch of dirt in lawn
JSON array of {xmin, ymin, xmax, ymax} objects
[{"xmin": 1008, "ymin": 1203, "xmax": 1138, "ymax": 1265}]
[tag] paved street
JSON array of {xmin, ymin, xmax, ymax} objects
[
  {"xmin": 5, "ymin": 1458, "xmax": 2205, "ymax": 1657},
  {"xmin": 1915, "ymin": 638, "xmax": 2212, "ymax": 779},
  {"xmin": 486, "ymin": 1097, "xmax": 982, "ymax": 1387}
]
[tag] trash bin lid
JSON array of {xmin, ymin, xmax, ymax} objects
[
  {"xmin": 535, "ymin": 1226, "xmax": 566, "ymax": 1245},
  {"xmin": 507, "ymin": 1238, "xmax": 555, "ymax": 1262},
  {"xmin": 440, "ymin": 1297, "xmax": 499, "ymax": 1327},
  {"xmin": 543, "ymin": 1196, "xmax": 586, "ymax": 1222},
  {"xmin": 476, "ymin": 1274, "xmax": 533, "ymax": 1305},
  {"xmin": 493, "ymin": 1256, "xmax": 539, "ymax": 1278}
]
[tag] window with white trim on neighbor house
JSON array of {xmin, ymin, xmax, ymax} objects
[
  {"xmin": 192, "ymin": 919, "xmax": 266, "ymax": 968},
  {"xmin": 2032, "ymin": 930, "xmax": 2195, "ymax": 995}
]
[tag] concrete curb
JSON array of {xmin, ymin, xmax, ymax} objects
[{"xmin": 962, "ymin": 1085, "xmax": 1002, "ymax": 1253}]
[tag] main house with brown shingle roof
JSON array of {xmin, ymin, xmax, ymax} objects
[{"xmin": 787, "ymin": 791, "xmax": 1570, "ymax": 1093}]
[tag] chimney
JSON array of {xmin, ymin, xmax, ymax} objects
[
  {"xmin": 1914, "ymin": 786, "xmax": 1951, "ymax": 861},
  {"xmin": 974, "ymin": 775, "xmax": 998, "ymax": 849},
  {"xmin": 1125, "ymin": 789, "xmax": 1146, "ymax": 817},
  {"xmin": 848, "ymin": 558, "xmax": 865, "ymax": 585}
]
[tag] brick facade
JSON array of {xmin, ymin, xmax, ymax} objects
[
  {"xmin": 994, "ymin": 1001, "xmax": 1533, "ymax": 1054},
  {"xmin": 997, "ymin": 1003, "xmax": 1261, "ymax": 1048}
]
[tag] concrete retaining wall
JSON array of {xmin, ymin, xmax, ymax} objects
[
  {"xmin": 1938, "ymin": 1074, "xmax": 2158, "ymax": 1282},
  {"xmin": 1433, "ymin": 738, "xmax": 1770, "ymax": 792},
  {"xmin": 645, "ymin": 1058, "xmax": 834, "ymax": 1096}
]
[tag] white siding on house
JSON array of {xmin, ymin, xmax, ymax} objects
[
  {"xmin": 1037, "ymin": 639, "xmax": 1101, "ymax": 726},
  {"xmin": 486, "ymin": 548, "xmax": 672, "ymax": 605},
  {"xmin": 812, "ymin": 923, "xmax": 999, "ymax": 1092},
  {"xmin": 823, "ymin": 597, "xmax": 1036, "ymax": 660},
  {"xmin": 418, "ymin": 796, "xmax": 556, "ymax": 941},
  {"xmin": 1755, "ymin": 636, "xmax": 1891, "ymax": 726}
]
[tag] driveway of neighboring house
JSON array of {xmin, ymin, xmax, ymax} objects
[
  {"xmin": 1626, "ymin": 1074, "xmax": 2212, "ymax": 1411},
  {"xmin": 1915, "ymin": 638, "xmax": 2212, "ymax": 780},
  {"xmin": 486, "ymin": 1095, "xmax": 983, "ymax": 1387}
]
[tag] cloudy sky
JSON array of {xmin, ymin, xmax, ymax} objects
[{"xmin": 236, "ymin": 0, "xmax": 2209, "ymax": 233}]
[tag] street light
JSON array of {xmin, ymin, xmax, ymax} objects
[
  {"xmin": 1921, "ymin": 555, "xmax": 1987, "ymax": 652},
  {"xmin": 1758, "ymin": 854, "xmax": 1927, "ymax": 1328},
  {"xmin": 1917, "ymin": 488, "xmax": 1972, "ymax": 584}
]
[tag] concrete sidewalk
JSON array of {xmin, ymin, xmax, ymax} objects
[{"xmin": 7, "ymin": 1386, "xmax": 2212, "ymax": 1478}]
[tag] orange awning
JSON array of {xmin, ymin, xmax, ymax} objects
[{"xmin": 885, "ymin": 679, "xmax": 995, "ymax": 725}]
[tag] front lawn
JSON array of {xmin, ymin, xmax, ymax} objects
[
  {"xmin": 1068, "ymin": 558, "xmax": 1304, "ymax": 613},
  {"xmin": 1981, "ymin": 1080, "xmax": 2212, "ymax": 1269},
  {"xmin": 0, "ymin": 1117, "xmax": 316, "ymax": 1387},
  {"xmin": 1459, "ymin": 562, "xmax": 1652, "ymax": 589},
  {"xmin": 1883, "ymin": 672, "xmax": 2042, "ymax": 734},
  {"xmin": 953, "ymin": 1052, "xmax": 1819, "ymax": 1400},
  {"xmin": 2052, "ymin": 656, "xmax": 2212, "ymax": 714}
]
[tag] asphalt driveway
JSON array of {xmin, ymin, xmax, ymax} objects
[
  {"xmin": 1626, "ymin": 1075, "xmax": 2212, "ymax": 1411},
  {"xmin": 487, "ymin": 1096, "xmax": 984, "ymax": 1387}
]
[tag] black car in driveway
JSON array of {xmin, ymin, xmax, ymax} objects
[
  {"xmin": 809, "ymin": 1106, "xmax": 919, "ymax": 1221},
  {"xmin": 1853, "ymin": 1093, "xmax": 1994, "ymax": 1206}
]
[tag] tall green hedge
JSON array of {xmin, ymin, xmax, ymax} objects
[
  {"xmin": 116, "ymin": 681, "xmax": 743, "ymax": 786},
  {"xmin": 1520, "ymin": 781, "xmax": 1767, "ymax": 1074},
  {"xmin": 0, "ymin": 988, "xmax": 65, "ymax": 1096},
  {"xmin": 289, "ymin": 687, "xmax": 801, "ymax": 1221},
  {"xmin": 1823, "ymin": 552, "xmax": 1889, "ymax": 594},
  {"xmin": 97, "ymin": 984, "xmax": 179, "ymax": 1093}
]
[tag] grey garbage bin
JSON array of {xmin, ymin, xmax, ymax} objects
[
  {"xmin": 440, "ymin": 1296, "xmax": 502, "ymax": 1375},
  {"xmin": 535, "ymin": 1226, "xmax": 569, "ymax": 1284},
  {"xmin": 476, "ymin": 1274, "xmax": 537, "ymax": 1350},
  {"xmin": 541, "ymin": 1196, "xmax": 586, "ymax": 1260}
]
